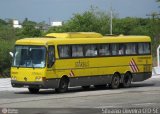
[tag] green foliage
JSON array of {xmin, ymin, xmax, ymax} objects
[
  {"xmin": 0, "ymin": 26, "xmax": 16, "ymax": 40},
  {"xmin": 22, "ymin": 19, "xmax": 42, "ymax": 37},
  {"xmin": 0, "ymin": 19, "xmax": 7, "ymax": 26},
  {"xmin": 47, "ymin": 8, "xmax": 110, "ymax": 35},
  {"xmin": 113, "ymin": 18, "xmax": 151, "ymax": 35},
  {"xmin": 0, "ymin": 39, "xmax": 15, "ymax": 77}
]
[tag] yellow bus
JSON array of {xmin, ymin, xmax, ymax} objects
[{"xmin": 11, "ymin": 32, "xmax": 152, "ymax": 93}]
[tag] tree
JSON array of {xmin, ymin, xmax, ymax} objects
[
  {"xmin": 47, "ymin": 7, "xmax": 111, "ymax": 35},
  {"xmin": 0, "ymin": 39, "xmax": 15, "ymax": 77},
  {"xmin": 0, "ymin": 19, "xmax": 7, "ymax": 26},
  {"xmin": 22, "ymin": 18, "xmax": 42, "ymax": 37}
]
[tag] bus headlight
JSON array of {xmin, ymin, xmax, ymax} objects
[
  {"xmin": 11, "ymin": 76, "xmax": 17, "ymax": 80},
  {"xmin": 35, "ymin": 76, "xmax": 42, "ymax": 81}
]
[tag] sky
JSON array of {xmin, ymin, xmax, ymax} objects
[{"xmin": 0, "ymin": 0, "xmax": 159, "ymax": 23}]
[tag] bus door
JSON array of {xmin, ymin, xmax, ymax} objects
[{"xmin": 46, "ymin": 46, "xmax": 56, "ymax": 79}]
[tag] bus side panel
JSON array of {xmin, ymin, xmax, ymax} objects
[
  {"xmin": 53, "ymin": 55, "xmax": 152, "ymax": 87},
  {"xmin": 69, "ymin": 75, "xmax": 112, "ymax": 87},
  {"xmin": 132, "ymin": 72, "xmax": 152, "ymax": 82}
]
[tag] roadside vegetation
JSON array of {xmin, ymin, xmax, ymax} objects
[{"xmin": 0, "ymin": 5, "xmax": 160, "ymax": 77}]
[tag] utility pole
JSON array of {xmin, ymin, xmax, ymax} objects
[
  {"xmin": 110, "ymin": 6, "xmax": 113, "ymax": 35},
  {"xmin": 48, "ymin": 17, "xmax": 51, "ymax": 27}
]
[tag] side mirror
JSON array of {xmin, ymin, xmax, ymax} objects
[{"xmin": 9, "ymin": 52, "xmax": 13, "ymax": 57}]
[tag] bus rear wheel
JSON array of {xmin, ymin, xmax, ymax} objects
[
  {"xmin": 122, "ymin": 72, "xmax": 132, "ymax": 88},
  {"xmin": 110, "ymin": 74, "xmax": 120, "ymax": 89},
  {"xmin": 55, "ymin": 77, "xmax": 69, "ymax": 93},
  {"xmin": 28, "ymin": 88, "xmax": 39, "ymax": 94}
]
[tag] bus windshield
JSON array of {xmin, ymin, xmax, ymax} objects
[{"xmin": 12, "ymin": 46, "xmax": 46, "ymax": 68}]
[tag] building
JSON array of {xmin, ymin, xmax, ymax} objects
[
  {"xmin": 13, "ymin": 20, "xmax": 22, "ymax": 28},
  {"xmin": 50, "ymin": 21, "xmax": 63, "ymax": 27}
]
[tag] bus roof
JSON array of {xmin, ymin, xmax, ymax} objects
[
  {"xmin": 15, "ymin": 32, "xmax": 151, "ymax": 45},
  {"xmin": 46, "ymin": 32, "xmax": 103, "ymax": 38}
]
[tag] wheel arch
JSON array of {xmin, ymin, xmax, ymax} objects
[
  {"xmin": 58, "ymin": 75, "xmax": 70, "ymax": 85},
  {"xmin": 61, "ymin": 75, "xmax": 69, "ymax": 81},
  {"xmin": 125, "ymin": 71, "xmax": 133, "ymax": 79},
  {"xmin": 114, "ymin": 72, "xmax": 121, "ymax": 78},
  {"xmin": 55, "ymin": 75, "xmax": 70, "ymax": 93}
]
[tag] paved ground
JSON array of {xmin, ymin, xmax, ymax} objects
[{"xmin": 0, "ymin": 75, "xmax": 159, "ymax": 114}]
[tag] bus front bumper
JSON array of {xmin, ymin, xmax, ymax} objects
[{"xmin": 11, "ymin": 79, "xmax": 59, "ymax": 89}]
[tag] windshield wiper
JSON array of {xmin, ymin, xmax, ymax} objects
[
  {"xmin": 31, "ymin": 61, "xmax": 35, "ymax": 69},
  {"xmin": 29, "ymin": 59, "xmax": 35, "ymax": 69}
]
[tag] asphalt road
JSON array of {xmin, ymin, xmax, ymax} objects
[{"xmin": 0, "ymin": 76, "xmax": 160, "ymax": 114}]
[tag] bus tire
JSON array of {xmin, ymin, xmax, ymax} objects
[
  {"xmin": 55, "ymin": 77, "xmax": 69, "ymax": 93},
  {"xmin": 122, "ymin": 72, "xmax": 132, "ymax": 88},
  {"xmin": 110, "ymin": 73, "xmax": 120, "ymax": 89},
  {"xmin": 28, "ymin": 88, "xmax": 39, "ymax": 94}
]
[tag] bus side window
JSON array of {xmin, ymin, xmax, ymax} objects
[
  {"xmin": 118, "ymin": 44, "xmax": 124, "ymax": 55},
  {"xmin": 138, "ymin": 43, "xmax": 150, "ymax": 54},
  {"xmin": 125, "ymin": 43, "xmax": 137, "ymax": 55},
  {"xmin": 111, "ymin": 44, "xmax": 118, "ymax": 55},
  {"xmin": 58, "ymin": 45, "xmax": 71, "ymax": 58},
  {"xmin": 85, "ymin": 45, "xmax": 98, "ymax": 57},
  {"xmin": 48, "ymin": 46, "xmax": 55, "ymax": 68},
  {"xmin": 72, "ymin": 45, "xmax": 84, "ymax": 57},
  {"xmin": 144, "ymin": 43, "xmax": 150, "ymax": 54},
  {"xmin": 99, "ymin": 44, "xmax": 110, "ymax": 56}
]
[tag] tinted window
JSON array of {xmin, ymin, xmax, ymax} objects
[
  {"xmin": 85, "ymin": 45, "xmax": 98, "ymax": 57},
  {"xmin": 72, "ymin": 45, "xmax": 84, "ymax": 57},
  {"xmin": 58, "ymin": 45, "xmax": 71, "ymax": 58},
  {"xmin": 118, "ymin": 44, "xmax": 125, "ymax": 55},
  {"xmin": 99, "ymin": 44, "xmax": 110, "ymax": 56},
  {"xmin": 48, "ymin": 46, "xmax": 55, "ymax": 68},
  {"xmin": 125, "ymin": 43, "xmax": 137, "ymax": 55},
  {"xmin": 138, "ymin": 43, "xmax": 150, "ymax": 54},
  {"xmin": 12, "ymin": 46, "xmax": 46, "ymax": 68},
  {"xmin": 111, "ymin": 44, "xmax": 119, "ymax": 55}
]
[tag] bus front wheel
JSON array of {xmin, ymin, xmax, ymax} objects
[
  {"xmin": 55, "ymin": 77, "xmax": 69, "ymax": 93},
  {"xmin": 110, "ymin": 74, "xmax": 120, "ymax": 89},
  {"xmin": 28, "ymin": 88, "xmax": 39, "ymax": 94}
]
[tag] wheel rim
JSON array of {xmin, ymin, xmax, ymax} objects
[
  {"xmin": 125, "ymin": 76, "xmax": 129, "ymax": 83},
  {"xmin": 61, "ymin": 81, "xmax": 67, "ymax": 89},
  {"xmin": 112, "ymin": 75, "xmax": 120, "ymax": 88},
  {"xmin": 59, "ymin": 79, "xmax": 68, "ymax": 92}
]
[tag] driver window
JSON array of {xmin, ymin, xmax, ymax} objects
[{"xmin": 48, "ymin": 46, "xmax": 55, "ymax": 68}]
